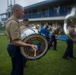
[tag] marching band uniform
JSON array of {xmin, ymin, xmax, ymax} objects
[
  {"xmin": 20, "ymin": 25, "xmax": 26, "ymax": 31},
  {"xmin": 40, "ymin": 23, "xmax": 50, "ymax": 37},
  {"xmin": 40, "ymin": 27, "xmax": 50, "ymax": 37},
  {"xmin": 63, "ymin": 38, "xmax": 74, "ymax": 59},
  {"xmin": 40, "ymin": 24, "xmax": 50, "ymax": 49},
  {"xmin": 50, "ymin": 26, "xmax": 61, "ymax": 50},
  {"xmin": 50, "ymin": 31, "xmax": 57, "ymax": 50},
  {"xmin": 63, "ymin": 22, "xmax": 76, "ymax": 59},
  {"xmin": 5, "ymin": 15, "xmax": 24, "ymax": 75}
]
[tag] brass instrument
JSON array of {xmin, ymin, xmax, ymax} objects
[{"xmin": 64, "ymin": 7, "xmax": 76, "ymax": 41}]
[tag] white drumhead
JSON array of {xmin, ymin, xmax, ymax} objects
[{"xmin": 21, "ymin": 28, "xmax": 39, "ymax": 41}]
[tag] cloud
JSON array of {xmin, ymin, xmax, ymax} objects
[{"xmin": 0, "ymin": 0, "xmax": 7, "ymax": 13}]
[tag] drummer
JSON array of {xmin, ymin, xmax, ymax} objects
[
  {"xmin": 20, "ymin": 18, "xmax": 30, "ymax": 68},
  {"xmin": 20, "ymin": 18, "xmax": 29, "ymax": 32},
  {"xmin": 5, "ymin": 4, "xmax": 37, "ymax": 75}
]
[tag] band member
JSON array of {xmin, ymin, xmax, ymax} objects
[
  {"xmin": 40, "ymin": 23, "xmax": 51, "ymax": 49},
  {"xmin": 63, "ymin": 20, "xmax": 76, "ymax": 60},
  {"xmin": 5, "ymin": 4, "xmax": 37, "ymax": 75},
  {"xmin": 20, "ymin": 18, "xmax": 29, "ymax": 31},
  {"xmin": 20, "ymin": 18, "xmax": 29, "ymax": 67},
  {"xmin": 50, "ymin": 24, "xmax": 61, "ymax": 50},
  {"xmin": 40, "ymin": 23, "xmax": 50, "ymax": 37},
  {"xmin": 32, "ymin": 22, "xmax": 40, "ymax": 30}
]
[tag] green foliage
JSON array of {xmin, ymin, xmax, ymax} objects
[{"xmin": 0, "ymin": 36, "xmax": 76, "ymax": 75}]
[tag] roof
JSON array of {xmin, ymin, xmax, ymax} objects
[
  {"xmin": 24, "ymin": 0, "xmax": 76, "ymax": 10},
  {"xmin": 0, "ymin": 12, "xmax": 7, "ymax": 15},
  {"xmin": 0, "ymin": 0, "xmax": 76, "ymax": 15}
]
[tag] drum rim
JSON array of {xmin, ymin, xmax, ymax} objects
[{"xmin": 21, "ymin": 27, "xmax": 39, "ymax": 41}]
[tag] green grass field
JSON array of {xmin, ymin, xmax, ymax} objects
[
  {"xmin": 0, "ymin": 36, "xmax": 76, "ymax": 75},
  {"xmin": 0, "ymin": 30, "xmax": 5, "ymax": 33}
]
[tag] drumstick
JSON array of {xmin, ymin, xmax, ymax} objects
[
  {"xmin": 34, "ymin": 45, "xmax": 37, "ymax": 57},
  {"xmin": 34, "ymin": 50, "xmax": 36, "ymax": 57}
]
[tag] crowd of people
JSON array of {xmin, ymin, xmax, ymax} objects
[{"xmin": 5, "ymin": 4, "xmax": 76, "ymax": 75}]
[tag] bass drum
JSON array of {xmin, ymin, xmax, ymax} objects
[
  {"xmin": 21, "ymin": 28, "xmax": 39, "ymax": 40},
  {"xmin": 21, "ymin": 28, "xmax": 48, "ymax": 60}
]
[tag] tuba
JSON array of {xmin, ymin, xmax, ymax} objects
[{"xmin": 64, "ymin": 7, "xmax": 76, "ymax": 41}]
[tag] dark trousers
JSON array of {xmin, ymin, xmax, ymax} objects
[
  {"xmin": 50, "ymin": 35, "xmax": 57, "ymax": 50},
  {"xmin": 46, "ymin": 36, "xmax": 51, "ymax": 49},
  {"xmin": 7, "ymin": 44, "xmax": 27, "ymax": 75},
  {"xmin": 63, "ymin": 39, "xmax": 73, "ymax": 58}
]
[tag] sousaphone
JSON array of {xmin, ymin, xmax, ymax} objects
[{"xmin": 64, "ymin": 7, "xmax": 76, "ymax": 41}]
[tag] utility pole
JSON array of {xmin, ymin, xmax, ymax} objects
[
  {"xmin": 7, "ymin": 0, "xmax": 9, "ymax": 19},
  {"xmin": 10, "ymin": 0, "xmax": 12, "ymax": 16},
  {"xmin": 14, "ymin": 0, "xmax": 15, "ymax": 5},
  {"xmin": 7, "ymin": 0, "xmax": 15, "ymax": 19}
]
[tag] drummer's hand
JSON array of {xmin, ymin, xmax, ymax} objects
[{"xmin": 31, "ymin": 45, "xmax": 38, "ymax": 51}]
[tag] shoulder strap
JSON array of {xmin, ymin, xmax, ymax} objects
[
  {"xmin": 6, "ymin": 19, "xmax": 19, "ymax": 25},
  {"xmin": 5, "ymin": 19, "xmax": 19, "ymax": 42}
]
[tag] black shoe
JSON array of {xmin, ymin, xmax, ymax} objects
[
  {"xmin": 69, "ymin": 56, "xmax": 76, "ymax": 59},
  {"xmin": 63, "ymin": 57, "xmax": 69, "ymax": 60}
]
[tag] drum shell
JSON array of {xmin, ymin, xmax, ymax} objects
[
  {"xmin": 21, "ymin": 28, "xmax": 39, "ymax": 41},
  {"xmin": 21, "ymin": 34, "xmax": 48, "ymax": 60}
]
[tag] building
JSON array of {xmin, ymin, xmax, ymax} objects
[
  {"xmin": 0, "ymin": 0, "xmax": 76, "ymax": 31},
  {"xmin": 23, "ymin": 0, "xmax": 76, "ymax": 28},
  {"xmin": 0, "ymin": 0, "xmax": 75, "ymax": 23}
]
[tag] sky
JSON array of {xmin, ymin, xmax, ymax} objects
[{"xmin": 0, "ymin": 0, "xmax": 46, "ymax": 14}]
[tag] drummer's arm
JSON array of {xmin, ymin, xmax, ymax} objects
[
  {"xmin": 12, "ymin": 39, "xmax": 32, "ymax": 47},
  {"xmin": 12, "ymin": 39, "xmax": 37, "ymax": 51}
]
